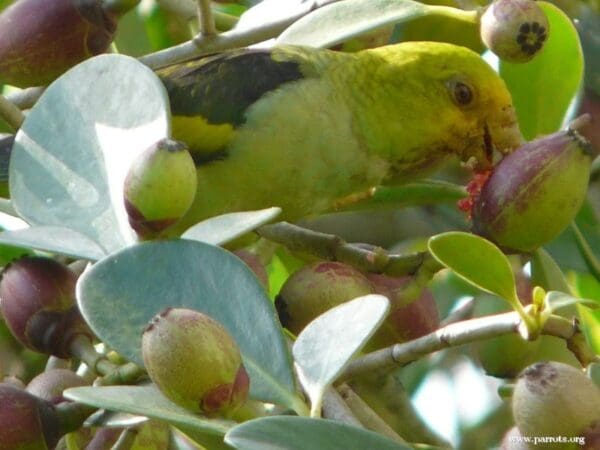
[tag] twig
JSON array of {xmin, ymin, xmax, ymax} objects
[
  {"xmin": 349, "ymin": 373, "xmax": 450, "ymax": 447},
  {"xmin": 196, "ymin": 0, "xmax": 217, "ymax": 36},
  {"xmin": 110, "ymin": 427, "xmax": 139, "ymax": 450},
  {"xmin": 321, "ymin": 387, "xmax": 364, "ymax": 427},
  {"xmin": 257, "ymin": 222, "xmax": 441, "ymax": 276},
  {"xmin": 340, "ymin": 312, "xmax": 599, "ymax": 382},
  {"xmin": 337, "ymin": 383, "xmax": 407, "ymax": 444},
  {"xmin": 0, "ymin": 94, "xmax": 25, "ymax": 131}
]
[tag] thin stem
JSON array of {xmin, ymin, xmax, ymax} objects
[
  {"xmin": 197, "ymin": 0, "xmax": 217, "ymax": 36},
  {"xmin": 337, "ymin": 383, "xmax": 406, "ymax": 444},
  {"xmin": 6, "ymin": 87, "xmax": 45, "ymax": 110},
  {"xmin": 110, "ymin": 427, "xmax": 139, "ymax": 450},
  {"xmin": 322, "ymin": 387, "xmax": 363, "ymax": 426},
  {"xmin": 69, "ymin": 335, "xmax": 118, "ymax": 376},
  {"xmin": 0, "ymin": 94, "xmax": 25, "ymax": 131}
]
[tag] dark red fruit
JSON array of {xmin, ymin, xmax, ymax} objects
[
  {"xmin": 0, "ymin": 0, "xmax": 117, "ymax": 88},
  {"xmin": 365, "ymin": 273, "xmax": 439, "ymax": 350},
  {"xmin": 0, "ymin": 383, "xmax": 61, "ymax": 449},
  {"xmin": 0, "ymin": 256, "xmax": 92, "ymax": 357}
]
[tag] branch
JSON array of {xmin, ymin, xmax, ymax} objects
[
  {"xmin": 340, "ymin": 312, "xmax": 599, "ymax": 381},
  {"xmin": 321, "ymin": 387, "xmax": 364, "ymax": 427},
  {"xmin": 257, "ymin": 222, "xmax": 441, "ymax": 276},
  {"xmin": 196, "ymin": 0, "xmax": 217, "ymax": 36}
]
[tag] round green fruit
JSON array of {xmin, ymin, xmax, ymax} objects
[
  {"xmin": 142, "ymin": 307, "xmax": 249, "ymax": 415},
  {"xmin": 512, "ymin": 361, "xmax": 600, "ymax": 445},
  {"xmin": 124, "ymin": 138, "xmax": 197, "ymax": 239},
  {"xmin": 480, "ymin": 0, "xmax": 549, "ymax": 63}
]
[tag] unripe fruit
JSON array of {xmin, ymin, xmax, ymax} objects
[
  {"xmin": 365, "ymin": 274, "xmax": 439, "ymax": 350},
  {"xmin": 124, "ymin": 138, "xmax": 197, "ymax": 239},
  {"xmin": 480, "ymin": 0, "xmax": 549, "ymax": 63},
  {"xmin": 142, "ymin": 307, "xmax": 249, "ymax": 415},
  {"xmin": 0, "ymin": 383, "xmax": 61, "ymax": 450},
  {"xmin": 472, "ymin": 126, "xmax": 594, "ymax": 252},
  {"xmin": 26, "ymin": 369, "xmax": 88, "ymax": 405},
  {"xmin": 512, "ymin": 362, "xmax": 600, "ymax": 444},
  {"xmin": 275, "ymin": 261, "xmax": 374, "ymax": 335},
  {"xmin": 233, "ymin": 250, "xmax": 269, "ymax": 290},
  {"xmin": 0, "ymin": 0, "xmax": 117, "ymax": 88},
  {"xmin": 0, "ymin": 256, "xmax": 92, "ymax": 357}
]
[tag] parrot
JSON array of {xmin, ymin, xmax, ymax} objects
[{"xmin": 156, "ymin": 41, "xmax": 523, "ymax": 232}]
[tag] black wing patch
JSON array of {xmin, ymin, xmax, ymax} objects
[{"xmin": 157, "ymin": 49, "xmax": 305, "ymax": 127}]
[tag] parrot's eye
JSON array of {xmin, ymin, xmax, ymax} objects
[{"xmin": 451, "ymin": 81, "xmax": 474, "ymax": 106}]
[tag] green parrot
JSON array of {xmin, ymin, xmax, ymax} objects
[{"xmin": 156, "ymin": 41, "xmax": 522, "ymax": 232}]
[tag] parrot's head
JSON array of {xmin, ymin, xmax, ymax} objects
[{"xmin": 363, "ymin": 42, "xmax": 523, "ymax": 176}]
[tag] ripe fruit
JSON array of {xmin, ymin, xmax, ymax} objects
[
  {"xmin": 512, "ymin": 362, "xmax": 600, "ymax": 444},
  {"xmin": 275, "ymin": 261, "xmax": 374, "ymax": 335},
  {"xmin": 0, "ymin": 0, "xmax": 117, "ymax": 87},
  {"xmin": 472, "ymin": 125, "xmax": 594, "ymax": 252},
  {"xmin": 365, "ymin": 273, "xmax": 439, "ymax": 350},
  {"xmin": 124, "ymin": 138, "xmax": 197, "ymax": 239},
  {"xmin": 0, "ymin": 256, "xmax": 92, "ymax": 357},
  {"xmin": 0, "ymin": 383, "xmax": 61, "ymax": 450},
  {"xmin": 480, "ymin": 0, "xmax": 549, "ymax": 63},
  {"xmin": 142, "ymin": 307, "xmax": 249, "ymax": 415},
  {"xmin": 26, "ymin": 369, "xmax": 88, "ymax": 405}
]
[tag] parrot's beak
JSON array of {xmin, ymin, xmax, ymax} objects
[{"xmin": 463, "ymin": 104, "xmax": 523, "ymax": 171}]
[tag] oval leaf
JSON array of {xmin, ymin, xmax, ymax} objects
[
  {"xmin": 530, "ymin": 247, "xmax": 571, "ymax": 293},
  {"xmin": 182, "ymin": 207, "xmax": 281, "ymax": 245},
  {"xmin": 65, "ymin": 385, "xmax": 232, "ymax": 445},
  {"xmin": 77, "ymin": 240, "xmax": 302, "ymax": 412},
  {"xmin": 293, "ymin": 295, "xmax": 389, "ymax": 415},
  {"xmin": 10, "ymin": 54, "xmax": 170, "ymax": 254},
  {"xmin": 0, "ymin": 226, "xmax": 106, "ymax": 260},
  {"xmin": 500, "ymin": 2, "xmax": 584, "ymax": 139},
  {"xmin": 225, "ymin": 416, "xmax": 411, "ymax": 450},
  {"xmin": 277, "ymin": 0, "xmax": 428, "ymax": 47},
  {"xmin": 428, "ymin": 232, "xmax": 518, "ymax": 303}
]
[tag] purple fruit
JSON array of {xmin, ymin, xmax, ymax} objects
[
  {"xmin": 0, "ymin": 0, "xmax": 117, "ymax": 87},
  {"xmin": 0, "ymin": 383, "xmax": 61, "ymax": 449},
  {"xmin": 472, "ymin": 126, "xmax": 594, "ymax": 252},
  {"xmin": 0, "ymin": 256, "xmax": 92, "ymax": 357}
]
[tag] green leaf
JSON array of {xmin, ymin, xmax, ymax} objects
[
  {"xmin": 428, "ymin": 232, "xmax": 518, "ymax": 303},
  {"xmin": 293, "ymin": 295, "xmax": 389, "ymax": 416},
  {"xmin": 182, "ymin": 207, "xmax": 281, "ymax": 246},
  {"xmin": 500, "ymin": 2, "xmax": 584, "ymax": 139},
  {"xmin": 530, "ymin": 248, "xmax": 571, "ymax": 293},
  {"xmin": 225, "ymin": 416, "xmax": 412, "ymax": 450},
  {"xmin": 277, "ymin": 0, "xmax": 430, "ymax": 47},
  {"xmin": 0, "ymin": 226, "xmax": 106, "ymax": 260},
  {"xmin": 77, "ymin": 240, "xmax": 302, "ymax": 412},
  {"xmin": 10, "ymin": 54, "xmax": 170, "ymax": 255},
  {"xmin": 64, "ymin": 385, "xmax": 232, "ymax": 445},
  {"xmin": 544, "ymin": 291, "xmax": 599, "ymax": 314}
]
